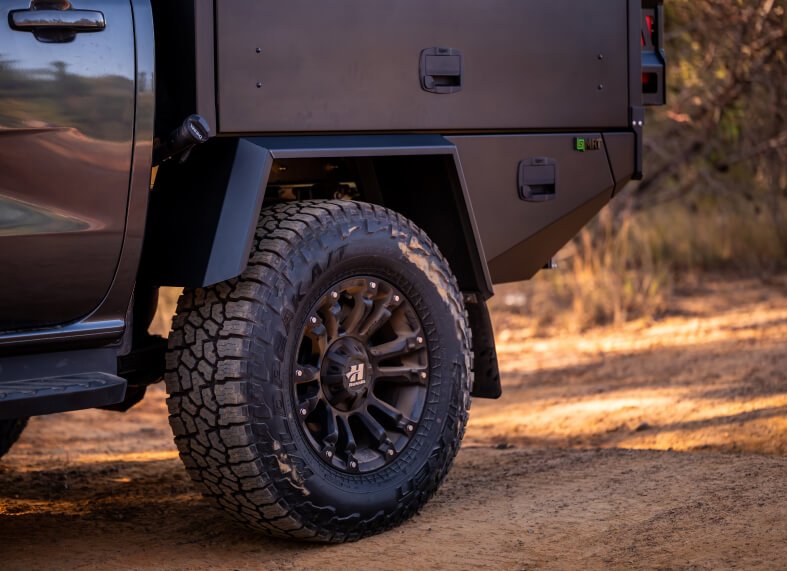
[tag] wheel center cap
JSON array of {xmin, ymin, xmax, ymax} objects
[
  {"xmin": 344, "ymin": 362, "xmax": 368, "ymax": 390},
  {"xmin": 321, "ymin": 337, "xmax": 372, "ymax": 411}
]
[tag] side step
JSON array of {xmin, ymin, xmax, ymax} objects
[
  {"xmin": 0, "ymin": 348, "xmax": 127, "ymax": 420},
  {"xmin": 0, "ymin": 373, "xmax": 126, "ymax": 420}
]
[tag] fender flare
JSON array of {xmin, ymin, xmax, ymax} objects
[
  {"xmin": 140, "ymin": 134, "xmax": 500, "ymax": 399},
  {"xmin": 142, "ymin": 135, "xmax": 492, "ymax": 295}
]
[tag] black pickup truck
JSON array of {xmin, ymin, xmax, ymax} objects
[{"xmin": 0, "ymin": 0, "xmax": 665, "ymax": 541}]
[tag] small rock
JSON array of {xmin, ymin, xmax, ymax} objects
[
  {"xmin": 635, "ymin": 422, "xmax": 652, "ymax": 432},
  {"xmin": 495, "ymin": 443, "xmax": 513, "ymax": 450}
]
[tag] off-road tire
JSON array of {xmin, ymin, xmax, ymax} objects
[
  {"xmin": 0, "ymin": 418, "xmax": 28, "ymax": 460},
  {"xmin": 166, "ymin": 200, "xmax": 472, "ymax": 542}
]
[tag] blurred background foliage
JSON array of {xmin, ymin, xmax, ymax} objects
[{"xmin": 491, "ymin": 0, "xmax": 787, "ymax": 331}]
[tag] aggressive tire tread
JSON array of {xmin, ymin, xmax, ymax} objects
[{"xmin": 166, "ymin": 200, "xmax": 471, "ymax": 542}]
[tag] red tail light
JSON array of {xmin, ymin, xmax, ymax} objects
[{"xmin": 641, "ymin": 2, "xmax": 665, "ymax": 105}]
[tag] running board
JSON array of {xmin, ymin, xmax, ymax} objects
[
  {"xmin": 0, "ymin": 348, "xmax": 126, "ymax": 420},
  {"xmin": 0, "ymin": 373, "xmax": 126, "ymax": 420}
]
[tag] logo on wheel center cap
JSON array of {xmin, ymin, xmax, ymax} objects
[{"xmin": 345, "ymin": 363, "xmax": 366, "ymax": 388}]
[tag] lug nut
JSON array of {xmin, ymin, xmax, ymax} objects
[
  {"xmin": 369, "ymin": 281, "xmax": 377, "ymax": 289},
  {"xmin": 310, "ymin": 316, "xmax": 317, "ymax": 325},
  {"xmin": 387, "ymin": 449, "xmax": 395, "ymax": 457},
  {"xmin": 325, "ymin": 450, "xmax": 333, "ymax": 459},
  {"xmin": 420, "ymin": 371, "xmax": 427, "ymax": 379},
  {"xmin": 393, "ymin": 295, "xmax": 400, "ymax": 303},
  {"xmin": 349, "ymin": 460, "xmax": 357, "ymax": 469},
  {"xmin": 331, "ymin": 291, "xmax": 338, "ymax": 299},
  {"xmin": 295, "ymin": 369, "xmax": 303, "ymax": 377},
  {"xmin": 416, "ymin": 336, "xmax": 424, "ymax": 344},
  {"xmin": 406, "ymin": 424, "xmax": 414, "ymax": 432},
  {"xmin": 299, "ymin": 408, "xmax": 307, "ymax": 416}
]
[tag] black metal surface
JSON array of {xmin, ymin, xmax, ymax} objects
[
  {"xmin": 630, "ymin": 106, "xmax": 645, "ymax": 180},
  {"xmin": 0, "ymin": 373, "xmax": 126, "ymax": 420},
  {"xmin": 294, "ymin": 277, "xmax": 427, "ymax": 474},
  {"xmin": 448, "ymin": 134, "xmax": 615, "ymax": 276},
  {"xmin": 151, "ymin": 0, "xmax": 215, "ymax": 136},
  {"xmin": 488, "ymin": 190, "xmax": 612, "ymax": 283},
  {"xmin": 0, "ymin": 348, "xmax": 116, "ymax": 382},
  {"xmin": 254, "ymin": 135, "xmax": 492, "ymax": 298},
  {"xmin": 117, "ymin": 334, "xmax": 167, "ymax": 387},
  {"xmin": 193, "ymin": 0, "xmax": 217, "ymax": 134},
  {"xmin": 151, "ymin": 0, "xmax": 196, "ymax": 138},
  {"xmin": 465, "ymin": 297, "xmax": 501, "ymax": 399},
  {"xmin": 0, "ymin": 321, "xmax": 124, "ymax": 353},
  {"xmin": 602, "ymin": 132, "xmax": 636, "ymax": 194},
  {"xmin": 0, "ymin": 347, "xmax": 124, "ymax": 418},
  {"xmin": 146, "ymin": 134, "xmax": 492, "ymax": 295},
  {"xmin": 0, "ymin": 0, "xmax": 136, "ymax": 332},
  {"xmin": 142, "ymin": 137, "xmax": 270, "ymax": 287},
  {"xmin": 214, "ymin": 0, "xmax": 629, "ymax": 134}
]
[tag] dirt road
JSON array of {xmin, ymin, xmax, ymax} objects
[{"xmin": 1, "ymin": 277, "xmax": 785, "ymax": 569}]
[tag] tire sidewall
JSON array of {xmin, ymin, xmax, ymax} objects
[{"xmin": 249, "ymin": 210, "xmax": 468, "ymax": 519}]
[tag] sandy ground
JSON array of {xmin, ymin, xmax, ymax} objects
[{"xmin": 1, "ymin": 277, "xmax": 785, "ymax": 570}]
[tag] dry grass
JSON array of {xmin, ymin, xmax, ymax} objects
[
  {"xmin": 150, "ymin": 193, "xmax": 787, "ymax": 338},
  {"xmin": 491, "ymin": 207, "xmax": 670, "ymax": 332},
  {"xmin": 490, "ymin": 193, "xmax": 787, "ymax": 333}
]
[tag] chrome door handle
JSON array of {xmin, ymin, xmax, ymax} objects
[{"xmin": 9, "ymin": 9, "xmax": 105, "ymax": 32}]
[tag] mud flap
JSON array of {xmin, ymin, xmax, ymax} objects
[{"xmin": 465, "ymin": 296, "xmax": 501, "ymax": 399}]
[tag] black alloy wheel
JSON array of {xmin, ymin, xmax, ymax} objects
[{"xmin": 294, "ymin": 276, "xmax": 428, "ymax": 474}]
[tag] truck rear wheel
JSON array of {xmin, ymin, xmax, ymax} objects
[
  {"xmin": 166, "ymin": 200, "xmax": 471, "ymax": 541},
  {"xmin": 0, "ymin": 418, "xmax": 28, "ymax": 460}
]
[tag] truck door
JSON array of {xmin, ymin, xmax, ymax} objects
[{"xmin": 0, "ymin": 1, "xmax": 136, "ymax": 331}]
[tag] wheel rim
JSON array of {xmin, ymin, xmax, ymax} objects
[{"xmin": 293, "ymin": 276, "xmax": 428, "ymax": 474}]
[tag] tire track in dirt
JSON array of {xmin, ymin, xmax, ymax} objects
[{"xmin": 1, "ymin": 277, "xmax": 785, "ymax": 569}]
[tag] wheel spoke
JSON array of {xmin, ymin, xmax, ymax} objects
[
  {"xmin": 294, "ymin": 364, "xmax": 320, "ymax": 384},
  {"xmin": 297, "ymin": 395, "xmax": 321, "ymax": 417},
  {"xmin": 323, "ymin": 409, "xmax": 339, "ymax": 447},
  {"xmin": 356, "ymin": 411, "xmax": 388, "ymax": 446},
  {"xmin": 367, "ymin": 396, "xmax": 415, "ymax": 432},
  {"xmin": 294, "ymin": 276, "xmax": 428, "ymax": 474},
  {"xmin": 375, "ymin": 364, "xmax": 428, "ymax": 385},
  {"xmin": 358, "ymin": 289, "xmax": 394, "ymax": 339},
  {"xmin": 337, "ymin": 415, "xmax": 357, "ymax": 455},
  {"xmin": 368, "ymin": 333, "xmax": 425, "ymax": 362},
  {"xmin": 320, "ymin": 299, "xmax": 342, "ymax": 341},
  {"xmin": 305, "ymin": 317, "xmax": 329, "ymax": 354},
  {"xmin": 342, "ymin": 293, "xmax": 373, "ymax": 335}
]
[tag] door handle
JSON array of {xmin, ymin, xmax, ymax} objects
[
  {"xmin": 419, "ymin": 47, "xmax": 463, "ymax": 94},
  {"xmin": 518, "ymin": 158, "xmax": 558, "ymax": 202},
  {"xmin": 9, "ymin": 9, "xmax": 105, "ymax": 32}
]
